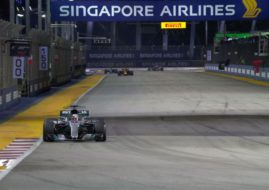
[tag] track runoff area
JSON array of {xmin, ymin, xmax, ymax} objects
[{"xmin": 1, "ymin": 70, "xmax": 269, "ymax": 190}]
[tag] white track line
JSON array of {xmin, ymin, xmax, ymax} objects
[{"xmin": 74, "ymin": 75, "xmax": 106, "ymax": 105}]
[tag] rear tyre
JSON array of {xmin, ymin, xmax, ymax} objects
[
  {"xmin": 94, "ymin": 119, "xmax": 106, "ymax": 142},
  {"xmin": 43, "ymin": 118, "xmax": 56, "ymax": 142}
]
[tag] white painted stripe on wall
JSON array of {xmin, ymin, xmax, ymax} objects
[
  {"xmin": 13, "ymin": 91, "xmax": 18, "ymax": 99},
  {"xmin": 5, "ymin": 93, "xmax": 11, "ymax": 103},
  {"xmin": 34, "ymin": 84, "xmax": 38, "ymax": 91}
]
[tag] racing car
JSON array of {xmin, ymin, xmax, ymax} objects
[
  {"xmin": 104, "ymin": 68, "xmax": 118, "ymax": 74},
  {"xmin": 84, "ymin": 68, "xmax": 95, "ymax": 76},
  {"xmin": 118, "ymin": 68, "xmax": 134, "ymax": 76},
  {"xmin": 43, "ymin": 105, "xmax": 106, "ymax": 142},
  {"xmin": 148, "ymin": 65, "xmax": 164, "ymax": 71}
]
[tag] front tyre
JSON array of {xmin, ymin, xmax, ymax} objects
[
  {"xmin": 94, "ymin": 119, "xmax": 106, "ymax": 142},
  {"xmin": 43, "ymin": 118, "xmax": 56, "ymax": 142}
]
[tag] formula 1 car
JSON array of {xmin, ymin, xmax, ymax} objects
[
  {"xmin": 118, "ymin": 68, "xmax": 134, "ymax": 76},
  {"xmin": 43, "ymin": 105, "xmax": 106, "ymax": 142},
  {"xmin": 104, "ymin": 68, "xmax": 118, "ymax": 74},
  {"xmin": 148, "ymin": 65, "xmax": 164, "ymax": 71},
  {"xmin": 85, "ymin": 68, "xmax": 95, "ymax": 76}
]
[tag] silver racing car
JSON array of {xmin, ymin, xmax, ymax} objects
[{"xmin": 43, "ymin": 105, "xmax": 106, "ymax": 142}]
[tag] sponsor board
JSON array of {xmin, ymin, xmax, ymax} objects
[
  {"xmin": 161, "ymin": 22, "xmax": 187, "ymax": 29},
  {"xmin": 12, "ymin": 57, "xmax": 25, "ymax": 79},
  {"xmin": 39, "ymin": 46, "xmax": 48, "ymax": 71},
  {"xmin": 51, "ymin": 0, "xmax": 266, "ymax": 21}
]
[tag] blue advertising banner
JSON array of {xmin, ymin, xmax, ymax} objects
[{"xmin": 51, "ymin": 0, "xmax": 269, "ymax": 21}]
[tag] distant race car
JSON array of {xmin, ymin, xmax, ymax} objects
[
  {"xmin": 43, "ymin": 105, "xmax": 106, "ymax": 142},
  {"xmin": 104, "ymin": 68, "xmax": 118, "ymax": 74},
  {"xmin": 118, "ymin": 68, "xmax": 134, "ymax": 76},
  {"xmin": 148, "ymin": 65, "xmax": 164, "ymax": 71},
  {"xmin": 85, "ymin": 68, "xmax": 95, "ymax": 76}
]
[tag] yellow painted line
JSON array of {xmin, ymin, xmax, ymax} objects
[
  {"xmin": 206, "ymin": 71, "xmax": 269, "ymax": 87},
  {"xmin": 0, "ymin": 166, "xmax": 7, "ymax": 171},
  {"xmin": 0, "ymin": 75, "xmax": 104, "ymax": 150}
]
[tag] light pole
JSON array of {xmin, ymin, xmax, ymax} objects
[
  {"xmin": 9, "ymin": 0, "xmax": 15, "ymax": 23},
  {"xmin": 38, "ymin": 0, "xmax": 42, "ymax": 30},
  {"xmin": 25, "ymin": 0, "xmax": 30, "ymax": 33},
  {"xmin": 46, "ymin": 0, "xmax": 51, "ymax": 32}
]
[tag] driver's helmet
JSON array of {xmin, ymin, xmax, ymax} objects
[
  {"xmin": 71, "ymin": 109, "xmax": 78, "ymax": 114},
  {"xmin": 71, "ymin": 114, "xmax": 79, "ymax": 122}
]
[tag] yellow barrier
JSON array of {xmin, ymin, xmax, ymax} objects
[
  {"xmin": 0, "ymin": 75, "xmax": 104, "ymax": 150},
  {"xmin": 207, "ymin": 71, "xmax": 269, "ymax": 87}
]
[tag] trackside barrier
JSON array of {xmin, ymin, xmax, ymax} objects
[
  {"xmin": 0, "ymin": 19, "xmax": 87, "ymax": 110},
  {"xmin": 50, "ymin": 39, "xmax": 86, "ymax": 85},
  {"xmin": 23, "ymin": 30, "xmax": 51, "ymax": 96},
  {"xmin": 50, "ymin": 38, "xmax": 72, "ymax": 86},
  {"xmin": 0, "ymin": 20, "xmax": 24, "ymax": 111},
  {"xmin": 72, "ymin": 42, "xmax": 86, "ymax": 79},
  {"xmin": 205, "ymin": 63, "xmax": 269, "ymax": 82}
]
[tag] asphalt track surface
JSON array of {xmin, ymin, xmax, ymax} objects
[{"xmin": 1, "ymin": 71, "xmax": 269, "ymax": 190}]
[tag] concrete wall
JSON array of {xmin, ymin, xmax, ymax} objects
[
  {"xmin": 50, "ymin": 38, "xmax": 72, "ymax": 86},
  {"xmin": 206, "ymin": 35, "xmax": 269, "ymax": 82},
  {"xmin": 50, "ymin": 40, "xmax": 86, "ymax": 85},
  {"xmin": 205, "ymin": 63, "xmax": 269, "ymax": 81},
  {"xmin": 72, "ymin": 43, "xmax": 86, "ymax": 79},
  {"xmin": 0, "ymin": 20, "xmax": 24, "ymax": 110},
  {"xmin": 0, "ymin": 19, "xmax": 87, "ymax": 110},
  {"xmin": 23, "ymin": 30, "xmax": 51, "ymax": 96}
]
